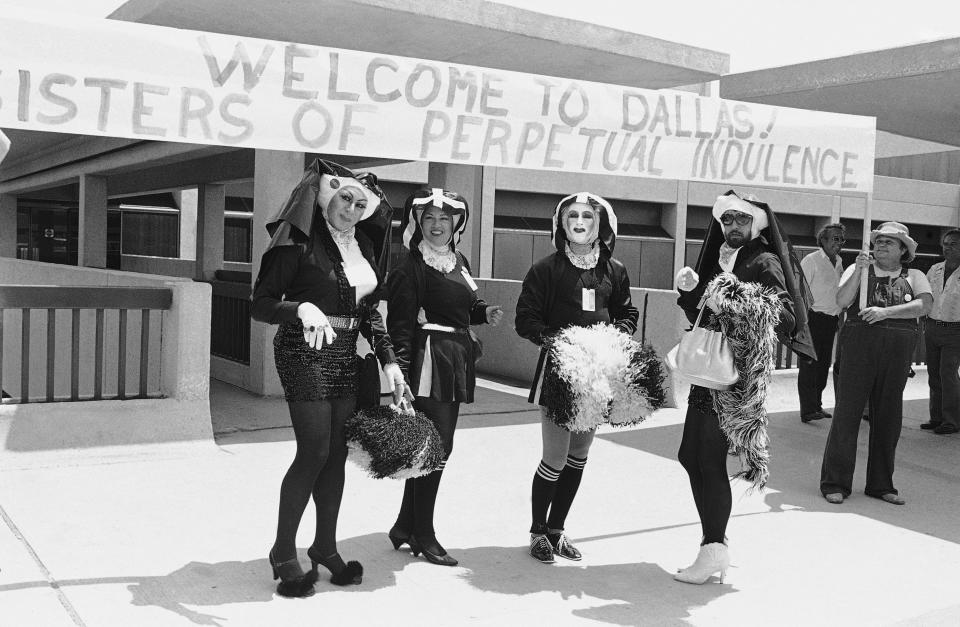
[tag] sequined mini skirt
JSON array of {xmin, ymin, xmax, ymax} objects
[{"xmin": 273, "ymin": 321, "xmax": 360, "ymax": 402}]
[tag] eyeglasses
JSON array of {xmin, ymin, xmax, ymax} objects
[
  {"xmin": 719, "ymin": 212, "xmax": 752, "ymax": 226},
  {"xmin": 825, "ymin": 235, "xmax": 845, "ymax": 243},
  {"xmin": 873, "ymin": 237, "xmax": 901, "ymax": 248}
]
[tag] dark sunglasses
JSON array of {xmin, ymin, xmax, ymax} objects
[{"xmin": 719, "ymin": 212, "xmax": 752, "ymax": 226}]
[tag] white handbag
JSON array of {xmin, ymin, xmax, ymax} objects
[{"xmin": 666, "ymin": 298, "xmax": 739, "ymax": 390}]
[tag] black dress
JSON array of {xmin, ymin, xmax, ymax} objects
[
  {"xmin": 387, "ymin": 251, "xmax": 488, "ymax": 403},
  {"xmin": 515, "ymin": 250, "xmax": 639, "ymax": 410},
  {"xmin": 251, "ymin": 226, "xmax": 396, "ymax": 402}
]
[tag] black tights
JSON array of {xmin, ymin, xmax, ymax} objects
[
  {"xmin": 272, "ymin": 397, "xmax": 355, "ymax": 564},
  {"xmin": 395, "ymin": 398, "xmax": 459, "ymax": 542},
  {"xmin": 677, "ymin": 399, "xmax": 731, "ymax": 545}
]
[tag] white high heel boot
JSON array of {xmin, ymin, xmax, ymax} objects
[
  {"xmin": 673, "ymin": 543, "xmax": 730, "ymax": 584},
  {"xmin": 676, "ymin": 536, "xmax": 728, "ymax": 573}
]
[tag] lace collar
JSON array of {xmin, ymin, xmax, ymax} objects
[
  {"xmin": 419, "ymin": 241, "xmax": 457, "ymax": 273},
  {"xmin": 325, "ymin": 219, "xmax": 356, "ymax": 251},
  {"xmin": 718, "ymin": 242, "xmax": 742, "ymax": 272},
  {"xmin": 565, "ymin": 242, "xmax": 600, "ymax": 270}
]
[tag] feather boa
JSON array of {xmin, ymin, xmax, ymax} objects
[
  {"xmin": 546, "ymin": 324, "xmax": 666, "ymax": 432},
  {"xmin": 702, "ymin": 273, "xmax": 782, "ymax": 489},
  {"xmin": 345, "ymin": 405, "xmax": 445, "ymax": 479}
]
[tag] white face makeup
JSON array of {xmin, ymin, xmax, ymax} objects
[
  {"xmin": 420, "ymin": 206, "xmax": 454, "ymax": 249},
  {"xmin": 325, "ymin": 186, "xmax": 368, "ymax": 232},
  {"xmin": 562, "ymin": 203, "xmax": 598, "ymax": 246}
]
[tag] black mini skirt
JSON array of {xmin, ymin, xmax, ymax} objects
[{"xmin": 273, "ymin": 321, "xmax": 360, "ymax": 402}]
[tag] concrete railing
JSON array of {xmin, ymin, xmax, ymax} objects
[{"xmin": 0, "ymin": 259, "xmax": 213, "ymax": 463}]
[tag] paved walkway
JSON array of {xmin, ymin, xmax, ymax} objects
[{"xmin": 1, "ymin": 375, "xmax": 959, "ymax": 626}]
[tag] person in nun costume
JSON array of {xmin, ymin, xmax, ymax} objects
[
  {"xmin": 674, "ymin": 190, "xmax": 812, "ymax": 585},
  {"xmin": 251, "ymin": 159, "xmax": 409, "ymax": 597},
  {"xmin": 515, "ymin": 192, "xmax": 639, "ymax": 564},
  {"xmin": 386, "ymin": 188, "xmax": 504, "ymax": 566}
]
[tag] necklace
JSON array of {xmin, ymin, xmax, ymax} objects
[
  {"xmin": 565, "ymin": 242, "xmax": 599, "ymax": 269},
  {"xmin": 419, "ymin": 241, "xmax": 457, "ymax": 273},
  {"xmin": 326, "ymin": 220, "xmax": 355, "ymax": 251}
]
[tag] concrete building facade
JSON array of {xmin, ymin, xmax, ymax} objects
[{"xmin": 3, "ymin": 1, "xmax": 960, "ymax": 402}]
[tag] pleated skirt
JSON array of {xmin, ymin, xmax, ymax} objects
[{"xmin": 409, "ymin": 330, "xmax": 475, "ymax": 403}]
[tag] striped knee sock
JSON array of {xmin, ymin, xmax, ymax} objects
[
  {"xmin": 546, "ymin": 455, "xmax": 587, "ymax": 531},
  {"xmin": 530, "ymin": 461, "xmax": 561, "ymax": 533}
]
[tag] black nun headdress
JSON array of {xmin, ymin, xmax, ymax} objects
[
  {"xmin": 400, "ymin": 188, "xmax": 469, "ymax": 252},
  {"xmin": 265, "ymin": 158, "xmax": 394, "ymax": 273},
  {"xmin": 681, "ymin": 189, "xmax": 816, "ymax": 362},
  {"xmin": 551, "ymin": 192, "xmax": 618, "ymax": 255}
]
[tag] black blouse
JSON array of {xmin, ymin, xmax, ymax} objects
[
  {"xmin": 387, "ymin": 252, "xmax": 487, "ymax": 376},
  {"xmin": 515, "ymin": 251, "xmax": 639, "ymax": 346},
  {"xmin": 679, "ymin": 237, "xmax": 796, "ymax": 338},
  {"xmin": 251, "ymin": 227, "xmax": 396, "ymax": 366}
]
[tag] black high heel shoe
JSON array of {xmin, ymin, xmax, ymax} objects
[
  {"xmin": 268, "ymin": 549, "xmax": 316, "ymax": 598},
  {"xmin": 410, "ymin": 535, "xmax": 459, "ymax": 567},
  {"xmin": 388, "ymin": 526, "xmax": 413, "ymax": 550},
  {"xmin": 307, "ymin": 546, "xmax": 363, "ymax": 586}
]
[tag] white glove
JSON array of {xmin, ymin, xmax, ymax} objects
[
  {"xmin": 675, "ymin": 266, "xmax": 700, "ymax": 292},
  {"xmin": 486, "ymin": 305, "xmax": 504, "ymax": 326},
  {"xmin": 382, "ymin": 362, "xmax": 414, "ymax": 407},
  {"xmin": 297, "ymin": 302, "xmax": 336, "ymax": 350}
]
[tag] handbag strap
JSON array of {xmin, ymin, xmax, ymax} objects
[{"xmin": 692, "ymin": 292, "xmax": 709, "ymax": 327}]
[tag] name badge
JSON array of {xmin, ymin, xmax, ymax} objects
[
  {"xmin": 343, "ymin": 262, "xmax": 376, "ymax": 287},
  {"xmin": 460, "ymin": 267, "xmax": 479, "ymax": 291},
  {"xmin": 582, "ymin": 288, "xmax": 596, "ymax": 312}
]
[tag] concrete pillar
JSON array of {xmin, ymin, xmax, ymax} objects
[
  {"xmin": 0, "ymin": 194, "xmax": 17, "ymax": 258},
  {"xmin": 427, "ymin": 162, "xmax": 485, "ymax": 272},
  {"xmin": 249, "ymin": 150, "xmax": 305, "ymax": 396},
  {"xmin": 478, "ymin": 166, "xmax": 497, "ymax": 278},
  {"xmin": 178, "ymin": 188, "xmax": 198, "ymax": 261},
  {"xmin": 195, "ymin": 184, "xmax": 226, "ymax": 281},
  {"xmin": 78, "ymin": 174, "xmax": 107, "ymax": 268}
]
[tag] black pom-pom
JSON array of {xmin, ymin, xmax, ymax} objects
[{"xmin": 345, "ymin": 405, "xmax": 444, "ymax": 479}]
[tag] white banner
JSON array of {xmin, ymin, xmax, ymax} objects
[{"xmin": 0, "ymin": 12, "xmax": 876, "ymax": 192}]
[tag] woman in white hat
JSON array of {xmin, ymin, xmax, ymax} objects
[
  {"xmin": 515, "ymin": 192, "xmax": 638, "ymax": 564},
  {"xmin": 820, "ymin": 221, "xmax": 932, "ymax": 506},
  {"xmin": 252, "ymin": 159, "xmax": 409, "ymax": 596},
  {"xmin": 385, "ymin": 188, "xmax": 503, "ymax": 567}
]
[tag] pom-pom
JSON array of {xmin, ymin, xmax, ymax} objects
[
  {"xmin": 608, "ymin": 342, "xmax": 668, "ymax": 427},
  {"xmin": 702, "ymin": 273, "xmax": 782, "ymax": 490},
  {"xmin": 546, "ymin": 324, "xmax": 666, "ymax": 431},
  {"xmin": 345, "ymin": 405, "xmax": 444, "ymax": 479}
]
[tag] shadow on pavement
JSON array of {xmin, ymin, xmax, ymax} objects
[
  {"xmin": 451, "ymin": 544, "xmax": 729, "ymax": 625},
  {"xmin": 0, "ymin": 533, "xmax": 403, "ymax": 627},
  {"xmin": 597, "ymin": 403, "xmax": 960, "ymax": 546}
]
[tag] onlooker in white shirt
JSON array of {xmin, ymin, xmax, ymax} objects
[
  {"xmin": 923, "ymin": 229, "xmax": 960, "ymax": 435},
  {"xmin": 797, "ymin": 223, "xmax": 845, "ymax": 423}
]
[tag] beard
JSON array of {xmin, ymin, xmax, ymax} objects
[{"xmin": 723, "ymin": 229, "xmax": 749, "ymax": 247}]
